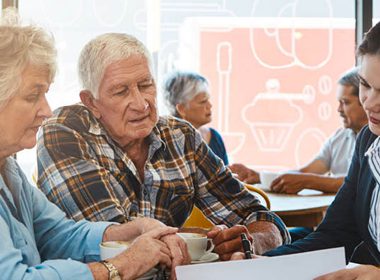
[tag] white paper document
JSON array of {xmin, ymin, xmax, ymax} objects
[{"xmin": 176, "ymin": 247, "xmax": 346, "ymax": 280}]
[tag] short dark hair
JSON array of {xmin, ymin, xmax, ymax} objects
[
  {"xmin": 338, "ymin": 67, "xmax": 360, "ymax": 97},
  {"xmin": 357, "ymin": 21, "xmax": 380, "ymax": 57}
]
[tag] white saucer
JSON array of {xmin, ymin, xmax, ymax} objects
[{"xmin": 191, "ymin": 252, "xmax": 219, "ymax": 264}]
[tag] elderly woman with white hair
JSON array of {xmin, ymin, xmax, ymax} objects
[
  {"xmin": 164, "ymin": 71, "xmax": 229, "ymax": 165},
  {"xmin": 0, "ymin": 10, "xmax": 180, "ymax": 280}
]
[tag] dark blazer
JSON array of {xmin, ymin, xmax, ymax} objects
[{"xmin": 264, "ymin": 125, "xmax": 380, "ymax": 264}]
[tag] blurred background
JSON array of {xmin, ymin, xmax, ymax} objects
[{"xmin": 2, "ymin": 0, "xmax": 378, "ymax": 182}]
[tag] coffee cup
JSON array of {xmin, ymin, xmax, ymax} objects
[
  {"xmin": 99, "ymin": 241, "xmax": 130, "ymax": 260},
  {"xmin": 177, "ymin": 232, "xmax": 214, "ymax": 261},
  {"xmin": 259, "ymin": 171, "xmax": 280, "ymax": 191}
]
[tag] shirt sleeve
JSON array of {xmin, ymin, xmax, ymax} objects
[
  {"xmin": 313, "ymin": 131, "xmax": 337, "ymax": 170},
  {"xmin": 37, "ymin": 123, "xmax": 129, "ymax": 223},
  {"xmin": 28, "ymin": 183, "xmax": 112, "ymax": 263},
  {"xmin": 0, "ymin": 216, "xmax": 95, "ymax": 280},
  {"xmin": 193, "ymin": 130, "xmax": 290, "ymax": 244},
  {"xmin": 264, "ymin": 130, "xmax": 363, "ymax": 260}
]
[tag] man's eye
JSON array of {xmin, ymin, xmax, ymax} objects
[
  {"xmin": 139, "ymin": 83, "xmax": 153, "ymax": 90},
  {"xmin": 25, "ymin": 94, "xmax": 39, "ymax": 103},
  {"xmin": 114, "ymin": 89, "xmax": 127, "ymax": 96}
]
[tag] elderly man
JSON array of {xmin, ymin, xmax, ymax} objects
[
  {"xmin": 230, "ymin": 67, "xmax": 368, "ymax": 195},
  {"xmin": 37, "ymin": 33, "xmax": 289, "ymax": 261}
]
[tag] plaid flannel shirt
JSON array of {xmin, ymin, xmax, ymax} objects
[{"xmin": 37, "ymin": 104, "xmax": 290, "ymax": 244}]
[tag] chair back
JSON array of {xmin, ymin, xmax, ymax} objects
[
  {"xmin": 182, "ymin": 184, "xmax": 271, "ymax": 229},
  {"xmin": 182, "ymin": 206, "xmax": 213, "ymax": 229}
]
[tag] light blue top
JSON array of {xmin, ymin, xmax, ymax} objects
[{"xmin": 0, "ymin": 156, "xmax": 111, "ymax": 279}]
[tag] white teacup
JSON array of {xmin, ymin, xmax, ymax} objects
[
  {"xmin": 99, "ymin": 241, "xmax": 130, "ymax": 260},
  {"xmin": 178, "ymin": 233, "xmax": 214, "ymax": 261},
  {"xmin": 259, "ymin": 171, "xmax": 280, "ymax": 191}
]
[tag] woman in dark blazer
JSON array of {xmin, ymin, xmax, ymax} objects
[{"xmin": 234, "ymin": 21, "xmax": 380, "ymax": 279}]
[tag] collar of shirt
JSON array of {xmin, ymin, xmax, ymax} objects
[{"xmin": 86, "ymin": 112, "xmax": 167, "ymax": 182}]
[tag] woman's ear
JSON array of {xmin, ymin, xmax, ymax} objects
[
  {"xmin": 80, "ymin": 90, "xmax": 101, "ymax": 119},
  {"xmin": 176, "ymin": 103, "xmax": 186, "ymax": 118}
]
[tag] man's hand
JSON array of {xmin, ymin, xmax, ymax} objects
[
  {"xmin": 207, "ymin": 225, "xmax": 253, "ymax": 261},
  {"xmin": 161, "ymin": 232, "xmax": 191, "ymax": 279},
  {"xmin": 229, "ymin": 164, "xmax": 260, "ymax": 184},
  {"xmin": 270, "ymin": 173, "xmax": 307, "ymax": 194},
  {"xmin": 314, "ymin": 265, "xmax": 380, "ymax": 280}
]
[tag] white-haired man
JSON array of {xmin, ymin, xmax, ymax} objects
[{"xmin": 37, "ymin": 33, "xmax": 290, "ymax": 267}]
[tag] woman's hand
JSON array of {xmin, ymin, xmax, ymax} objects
[{"xmin": 110, "ymin": 226, "xmax": 177, "ymax": 280}]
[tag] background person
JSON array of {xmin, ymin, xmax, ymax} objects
[
  {"xmin": 164, "ymin": 71, "xmax": 229, "ymax": 165},
  {"xmin": 233, "ymin": 21, "xmax": 380, "ymax": 279},
  {"xmin": 230, "ymin": 67, "xmax": 368, "ymax": 194},
  {"xmin": 37, "ymin": 33, "xmax": 290, "ymax": 262},
  {"xmin": 0, "ymin": 10, "xmax": 185, "ymax": 280}
]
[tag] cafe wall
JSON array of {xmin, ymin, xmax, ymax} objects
[{"xmin": 15, "ymin": 0, "xmax": 360, "ymax": 178}]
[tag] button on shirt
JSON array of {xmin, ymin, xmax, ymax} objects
[
  {"xmin": 37, "ymin": 104, "xmax": 290, "ymax": 243},
  {"xmin": 0, "ymin": 157, "xmax": 110, "ymax": 279}
]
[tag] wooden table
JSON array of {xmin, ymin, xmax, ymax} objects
[{"xmin": 255, "ymin": 189, "xmax": 336, "ymax": 228}]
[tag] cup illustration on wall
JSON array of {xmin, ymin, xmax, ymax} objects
[
  {"xmin": 216, "ymin": 41, "xmax": 245, "ymax": 156},
  {"xmin": 242, "ymin": 79, "xmax": 304, "ymax": 152},
  {"xmin": 249, "ymin": 0, "xmax": 333, "ymax": 70}
]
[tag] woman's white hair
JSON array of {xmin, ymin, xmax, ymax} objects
[
  {"xmin": 78, "ymin": 33, "xmax": 153, "ymax": 99},
  {"xmin": 163, "ymin": 71, "xmax": 209, "ymax": 117},
  {"xmin": 0, "ymin": 8, "xmax": 57, "ymax": 109}
]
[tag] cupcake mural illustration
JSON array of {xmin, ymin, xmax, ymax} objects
[{"xmin": 242, "ymin": 79, "xmax": 303, "ymax": 152}]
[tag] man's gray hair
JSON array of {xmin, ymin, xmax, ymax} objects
[
  {"xmin": 78, "ymin": 33, "xmax": 152, "ymax": 99},
  {"xmin": 163, "ymin": 71, "xmax": 209, "ymax": 117},
  {"xmin": 338, "ymin": 67, "xmax": 360, "ymax": 97},
  {"xmin": 0, "ymin": 8, "xmax": 57, "ymax": 109}
]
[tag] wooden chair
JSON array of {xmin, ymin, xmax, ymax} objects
[
  {"xmin": 182, "ymin": 184, "xmax": 271, "ymax": 229},
  {"xmin": 244, "ymin": 184, "xmax": 271, "ymax": 210}
]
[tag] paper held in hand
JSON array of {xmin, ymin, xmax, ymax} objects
[{"xmin": 176, "ymin": 247, "xmax": 346, "ymax": 280}]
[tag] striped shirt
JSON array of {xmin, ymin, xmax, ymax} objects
[
  {"xmin": 37, "ymin": 104, "xmax": 290, "ymax": 243},
  {"xmin": 366, "ymin": 136, "xmax": 380, "ymax": 251}
]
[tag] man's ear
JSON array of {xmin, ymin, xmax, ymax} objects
[
  {"xmin": 176, "ymin": 103, "xmax": 186, "ymax": 118},
  {"xmin": 80, "ymin": 90, "xmax": 101, "ymax": 119}
]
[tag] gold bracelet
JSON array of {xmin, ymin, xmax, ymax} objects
[{"xmin": 100, "ymin": 260, "xmax": 121, "ymax": 280}]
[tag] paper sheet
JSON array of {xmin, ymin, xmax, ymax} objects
[{"xmin": 176, "ymin": 247, "xmax": 346, "ymax": 280}]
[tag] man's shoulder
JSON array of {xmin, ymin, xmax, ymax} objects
[
  {"xmin": 156, "ymin": 116, "xmax": 196, "ymax": 136},
  {"xmin": 44, "ymin": 104, "xmax": 94, "ymax": 132}
]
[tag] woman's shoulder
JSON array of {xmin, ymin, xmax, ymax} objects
[{"xmin": 357, "ymin": 125, "xmax": 378, "ymax": 155}]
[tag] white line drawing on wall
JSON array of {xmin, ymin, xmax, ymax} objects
[
  {"xmin": 249, "ymin": 0, "xmax": 334, "ymax": 69},
  {"xmin": 217, "ymin": 42, "xmax": 231, "ymax": 132},
  {"xmin": 92, "ymin": 0, "xmax": 128, "ymax": 27},
  {"xmin": 318, "ymin": 75, "xmax": 333, "ymax": 95},
  {"xmin": 216, "ymin": 41, "xmax": 245, "ymax": 156},
  {"xmin": 302, "ymin": 84, "xmax": 316, "ymax": 105},
  {"xmin": 242, "ymin": 79, "xmax": 304, "ymax": 152},
  {"xmin": 134, "ymin": 1, "xmax": 234, "ymax": 31},
  {"xmin": 318, "ymin": 102, "xmax": 333, "ymax": 120},
  {"xmin": 295, "ymin": 128, "xmax": 327, "ymax": 168}
]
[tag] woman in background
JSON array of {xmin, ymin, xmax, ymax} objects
[{"xmin": 164, "ymin": 71, "xmax": 229, "ymax": 165}]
